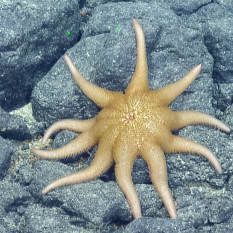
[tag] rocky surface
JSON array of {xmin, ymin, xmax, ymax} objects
[{"xmin": 1, "ymin": 0, "xmax": 233, "ymax": 232}]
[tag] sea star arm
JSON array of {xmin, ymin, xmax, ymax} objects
[
  {"xmin": 64, "ymin": 55, "xmax": 123, "ymax": 108},
  {"xmin": 32, "ymin": 129, "xmax": 98, "ymax": 159},
  {"xmin": 41, "ymin": 135, "xmax": 114, "ymax": 194},
  {"xmin": 140, "ymin": 140, "xmax": 177, "ymax": 219},
  {"xmin": 41, "ymin": 118, "xmax": 97, "ymax": 145},
  {"xmin": 125, "ymin": 19, "xmax": 149, "ymax": 96},
  {"xmin": 149, "ymin": 64, "xmax": 201, "ymax": 106},
  {"xmin": 170, "ymin": 111, "xmax": 230, "ymax": 132},
  {"xmin": 113, "ymin": 134, "xmax": 141, "ymax": 219},
  {"xmin": 165, "ymin": 135, "xmax": 222, "ymax": 174}
]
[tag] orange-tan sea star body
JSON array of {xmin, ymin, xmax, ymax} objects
[{"xmin": 32, "ymin": 19, "xmax": 230, "ymax": 219}]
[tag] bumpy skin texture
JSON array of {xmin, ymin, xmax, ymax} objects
[{"xmin": 32, "ymin": 19, "xmax": 230, "ymax": 219}]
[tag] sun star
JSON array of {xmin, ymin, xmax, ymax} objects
[{"xmin": 32, "ymin": 19, "xmax": 230, "ymax": 219}]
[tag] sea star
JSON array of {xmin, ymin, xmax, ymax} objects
[{"xmin": 32, "ymin": 19, "xmax": 230, "ymax": 219}]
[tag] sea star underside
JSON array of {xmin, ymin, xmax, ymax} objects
[{"xmin": 32, "ymin": 19, "xmax": 230, "ymax": 219}]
